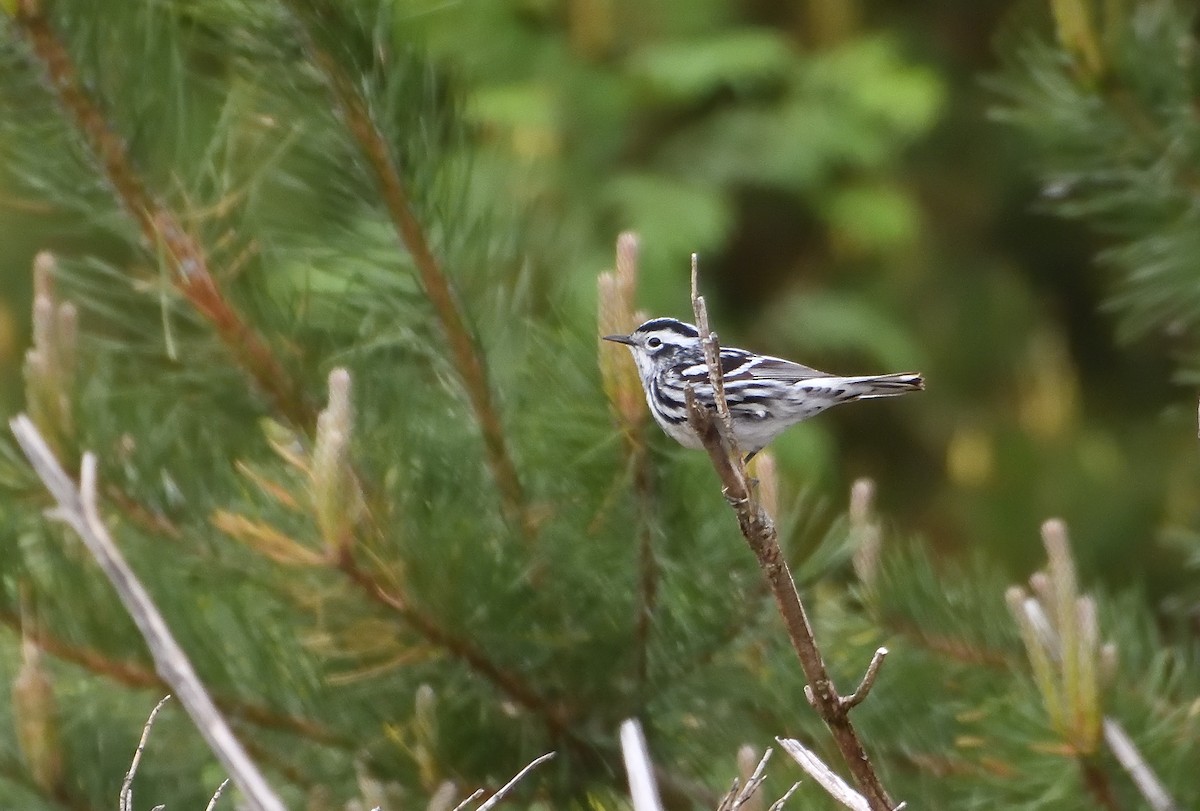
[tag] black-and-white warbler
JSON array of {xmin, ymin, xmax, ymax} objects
[{"xmin": 604, "ymin": 317, "xmax": 924, "ymax": 454}]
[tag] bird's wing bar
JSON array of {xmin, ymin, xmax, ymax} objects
[{"xmin": 679, "ymin": 350, "xmax": 830, "ymax": 384}]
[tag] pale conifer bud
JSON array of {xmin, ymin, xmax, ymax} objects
[
  {"xmin": 1009, "ymin": 521, "xmax": 1108, "ymax": 753},
  {"xmin": 1006, "ymin": 585, "xmax": 1066, "ymax": 734},
  {"xmin": 12, "ymin": 637, "xmax": 62, "ymax": 795},
  {"xmin": 413, "ymin": 684, "xmax": 439, "ymax": 789},
  {"xmin": 597, "ymin": 232, "xmax": 647, "ymax": 432},
  {"xmin": 849, "ymin": 478, "xmax": 881, "ymax": 587},
  {"xmin": 1050, "ymin": 0, "xmax": 1104, "ymax": 80},
  {"xmin": 23, "ymin": 253, "xmax": 78, "ymax": 454},
  {"xmin": 312, "ymin": 368, "xmax": 357, "ymax": 556}
]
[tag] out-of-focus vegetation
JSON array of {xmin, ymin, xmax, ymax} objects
[{"xmin": 1, "ymin": 0, "xmax": 1199, "ymax": 809}]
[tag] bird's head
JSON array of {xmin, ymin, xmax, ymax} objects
[{"xmin": 603, "ymin": 317, "xmax": 700, "ymax": 380}]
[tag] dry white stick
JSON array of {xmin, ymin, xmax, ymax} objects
[
  {"xmin": 725, "ymin": 747, "xmax": 771, "ymax": 811},
  {"xmin": 205, "ymin": 778, "xmax": 232, "ymax": 811},
  {"xmin": 475, "ymin": 752, "xmax": 555, "ymax": 811},
  {"xmin": 451, "ymin": 789, "xmax": 486, "ymax": 811},
  {"xmin": 767, "ymin": 781, "xmax": 801, "ymax": 811},
  {"xmin": 776, "ymin": 738, "xmax": 869, "ymax": 811},
  {"xmin": 10, "ymin": 415, "xmax": 287, "ymax": 811},
  {"xmin": 620, "ymin": 719, "xmax": 665, "ymax": 811},
  {"xmin": 121, "ymin": 695, "xmax": 171, "ymax": 811},
  {"xmin": 1103, "ymin": 718, "xmax": 1179, "ymax": 811}
]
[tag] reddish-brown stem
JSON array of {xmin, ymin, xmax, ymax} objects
[
  {"xmin": 685, "ymin": 272, "xmax": 897, "ymax": 811},
  {"xmin": 334, "ymin": 550, "xmax": 571, "ymax": 735},
  {"xmin": 285, "ymin": 2, "xmax": 530, "ymax": 537},
  {"xmin": 0, "ymin": 609, "xmax": 347, "ymax": 748},
  {"xmin": 11, "ymin": 6, "xmax": 312, "ymax": 429}
]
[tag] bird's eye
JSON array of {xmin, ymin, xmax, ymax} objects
[{"xmin": 647, "ymin": 337, "xmax": 662, "ymax": 349}]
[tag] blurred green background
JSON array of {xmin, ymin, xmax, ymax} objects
[{"xmin": 3, "ymin": 0, "xmax": 1191, "ymax": 586}]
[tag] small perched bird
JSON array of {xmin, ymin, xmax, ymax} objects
[{"xmin": 604, "ymin": 317, "xmax": 923, "ymax": 455}]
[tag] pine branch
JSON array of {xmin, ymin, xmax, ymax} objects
[
  {"xmin": 9, "ymin": 2, "xmax": 313, "ymax": 429},
  {"xmin": 10, "ymin": 416, "xmax": 286, "ymax": 811},
  {"xmin": 0, "ymin": 755, "xmax": 95, "ymax": 811},
  {"xmin": 334, "ymin": 551, "xmax": 573, "ymax": 737},
  {"xmin": 0, "ymin": 607, "xmax": 350, "ymax": 748},
  {"xmin": 281, "ymin": 0, "xmax": 530, "ymax": 538},
  {"xmin": 684, "ymin": 260, "xmax": 898, "ymax": 811}
]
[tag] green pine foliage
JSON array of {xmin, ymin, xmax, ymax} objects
[{"xmin": 0, "ymin": 1, "xmax": 1197, "ymax": 810}]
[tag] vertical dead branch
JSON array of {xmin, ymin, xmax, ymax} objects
[{"xmin": 684, "ymin": 261, "xmax": 898, "ymax": 811}]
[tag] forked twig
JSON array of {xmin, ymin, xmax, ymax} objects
[
  {"xmin": 10, "ymin": 415, "xmax": 286, "ymax": 811},
  {"xmin": 121, "ymin": 695, "xmax": 171, "ymax": 811},
  {"xmin": 717, "ymin": 748, "xmax": 772, "ymax": 811}
]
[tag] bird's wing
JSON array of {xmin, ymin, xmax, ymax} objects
[{"xmin": 679, "ymin": 349, "xmax": 831, "ymax": 384}]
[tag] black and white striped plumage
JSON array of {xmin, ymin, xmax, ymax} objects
[{"xmin": 604, "ymin": 317, "xmax": 923, "ymax": 454}]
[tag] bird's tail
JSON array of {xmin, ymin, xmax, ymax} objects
[{"xmin": 833, "ymin": 372, "xmax": 925, "ymax": 399}]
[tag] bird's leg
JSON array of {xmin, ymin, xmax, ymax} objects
[{"xmin": 741, "ymin": 451, "xmax": 760, "ymax": 490}]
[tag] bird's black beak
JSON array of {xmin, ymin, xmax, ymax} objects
[{"xmin": 603, "ymin": 334, "xmax": 636, "ymax": 346}]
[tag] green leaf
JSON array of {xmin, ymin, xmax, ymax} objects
[
  {"xmin": 629, "ymin": 29, "xmax": 795, "ymax": 102},
  {"xmin": 822, "ymin": 182, "xmax": 921, "ymax": 252}
]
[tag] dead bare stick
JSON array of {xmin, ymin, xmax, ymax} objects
[
  {"xmin": 1103, "ymin": 718, "xmax": 1179, "ymax": 811},
  {"xmin": 205, "ymin": 778, "xmax": 232, "ymax": 811},
  {"xmin": 718, "ymin": 747, "xmax": 772, "ymax": 811},
  {"xmin": 451, "ymin": 789, "xmax": 486, "ymax": 811},
  {"xmin": 10, "ymin": 415, "xmax": 286, "ymax": 811},
  {"xmin": 684, "ymin": 263, "xmax": 897, "ymax": 811},
  {"xmin": 121, "ymin": 695, "xmax": 171, "ymax": 811},
  {"xmin": 474, "ymin": 752, "xmax": 555, "ymax": 811},
  {"xmin": 767, "ymin": 782, "xmax": 802, "ymax": 811},
  {"xmin": 620, "ymin": 719, "xmax": 665, "ymax": 811},
  {"xmin": 776, "ymin": 738, "xmax": 869, "ymax": 811}
]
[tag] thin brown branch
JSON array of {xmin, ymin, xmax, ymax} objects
[
  {"xmin": 282, "ymin": 0, "xmax": 529, "ymax": 537},
  {"xmin": 10, "ymin": 5, "xmax": 312, "ymax": 428},
  {"xmin": 685, "ymin": 269, "xmax": 897, "ymax": 811},
  {"xmin": 0, "ymin": 607, "xmax": 349, "ymax": 748},
  {"xmin": 0, "ymin": 755, "xmax": 95, "ymax": 811},
  {"xmin": 11, "ymin": 416, "xmax": 286, "ymax": 811},
  {"xmin": 334, "ymin": 550, "xmax": 571, "ymax": 736},
  {"xmin": 1079, "ymin": 758, "xmax": 1122, "ymax": 811}
]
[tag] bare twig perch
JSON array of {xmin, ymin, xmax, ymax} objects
[
  {"xmin": 10, "ymin": 415, "xmax": 286, "ymax": 811},
  {"xmin": 684, "ymin": 261, "xmax": 898, "ymax": 811}
]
